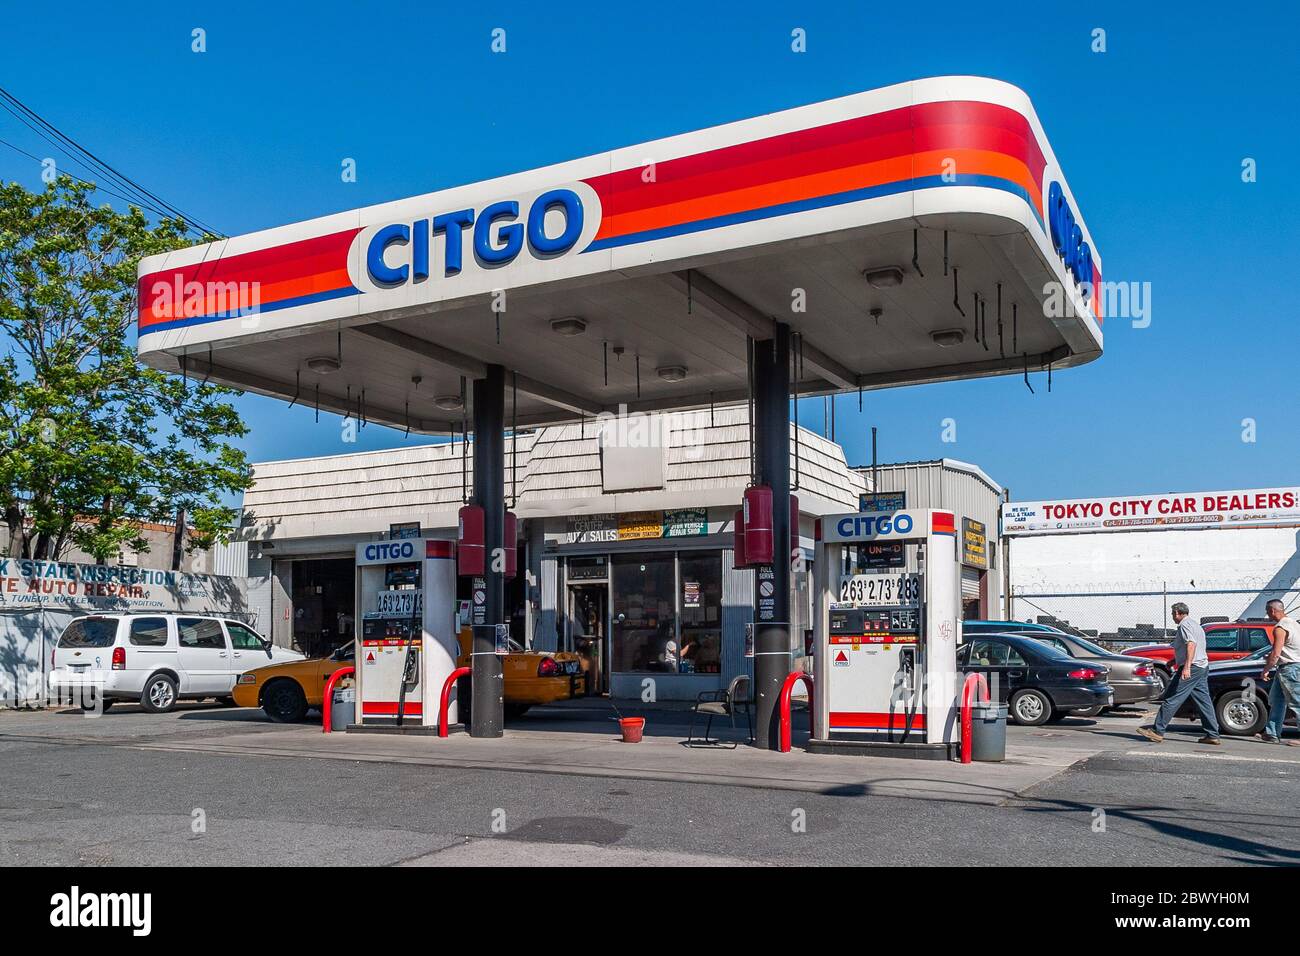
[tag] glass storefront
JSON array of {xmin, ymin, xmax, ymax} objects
[{"xmin": 605, "ymin": 550, "xmax": 722, "ymax": 675}]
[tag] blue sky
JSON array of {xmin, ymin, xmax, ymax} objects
[{"xmin": 2, "ymin": 1, "xmax": 1295, "ymax": 501}]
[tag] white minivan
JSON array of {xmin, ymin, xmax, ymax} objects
[{"xmin": 49, "ymin": 613, "xmax": 304, "ymax": 713}]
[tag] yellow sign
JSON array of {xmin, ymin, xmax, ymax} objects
[
  {"xmin": 617, "ymin": 511, "xmax": 663, "ymax": 540},
  {"xmin": 962, "ymin": 517, "xmax": 989, "ymax": 569}
]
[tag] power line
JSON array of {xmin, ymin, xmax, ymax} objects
[
  {"xmin": 0, "ymin": 135, "xmax": 182, "ymax": 220},
  {"xmin": 0, "ymin": 87, "xmax": 222, "ymax": 235},
  {"xmin": 0, "ymin": 85, "xmax": 224, "ymax": 237}
]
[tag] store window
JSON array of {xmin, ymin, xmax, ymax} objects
[
  {"xmin": 678, "ymin": 553, "xmax": 722, "ymax": 674},
  {"xmin": 611, "ymin": 552, "xmax": 676, "ymax": 672}
]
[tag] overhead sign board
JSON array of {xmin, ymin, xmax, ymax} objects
[
  {"xmin": 1002, "ymin": 488, "xmax": 1300, "ymax": 536},
  {"xmin": 859, "ymin": 491, "xmax": 906, "ymax": 513}
]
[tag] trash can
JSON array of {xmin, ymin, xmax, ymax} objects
[
  {"xmin": 969, "ymin": 702, "xmax": 1007, "ymax": 762},
  {"xmin": 330, "ymin": 686, "xmax": 355, "ymax": 731}
]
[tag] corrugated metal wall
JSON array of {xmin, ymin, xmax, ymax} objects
[
  {"xmin": 721, "ymin": 547, "xmax": 754, "ymax": 688},
  {"xmin": 858, "ymin": 459, "xmax": 1005, "ymax": 613}
]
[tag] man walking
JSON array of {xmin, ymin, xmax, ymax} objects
[
  {"xmin": 1137, "ymin": 603, "xmax": 1221, "ymax": 745},
  {"xmin": 1258, "ymin": 599, "xmax": 1300, "ymax": 745}
]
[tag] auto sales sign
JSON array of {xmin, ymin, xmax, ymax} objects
[{"xmin": 1001, "ymin": 487, "xmax": 1300, "ymax": 536}]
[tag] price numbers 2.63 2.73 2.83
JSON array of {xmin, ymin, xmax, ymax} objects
[{"xmin": 838, "ymin": 573, "xmax": 919, "ymax": 606}]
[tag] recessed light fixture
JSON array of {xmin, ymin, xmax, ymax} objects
[
  {"xmin": 434, "ymin": 394, "xmax": 465, "ymax": 411},
  {"xmin": 863, "ymin": 266, "xmax": 905, "ymax": 289},
  {"xmin": 305, "ymin": 355, "xmax": 341, "ymax": 374},
  {"xmin": 550, "ymin": 317, "xmax": 587, "ymax": 336},
  {"xmin": 656, "ymin": 365, "xmax": 688, "ymax": 383},
  {"xmin": 930, "ymin": 328, "xmax": 965, "ymax": 348}
]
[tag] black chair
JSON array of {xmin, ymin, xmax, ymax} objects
[{"xmin": 687, "ymin": 675, "xmax": 753, "ymax": 747}]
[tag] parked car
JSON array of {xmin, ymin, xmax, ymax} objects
[
  {"xmin": 234, "ymin": 628, "xmax": 585, "ymax": 723},
  {"xmin": 1122, "ymin": 622, "xmax": 1275, "ymax": 680},
  {"xmin": 965, "ymin": 620, "xmax": 1163, "ymax": 708},
  {"xmin": 957, "ymin": 632, "xmax": 1114, "ymax": 726},
  {"xmin": 50, "ymin": 613, "xmax": 303, "ymax": 713},
  {"xmin": 1178, "ymin": 647, "xmax": 1298, "ymax": 737}
]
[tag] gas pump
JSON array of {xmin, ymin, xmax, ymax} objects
[
  {"xmin": 811, "ymin": 509, "xmax": 962, "ymax": 757},
  {"xmin": 353, "ymin": 537, "xmax": 459, "ymax": 731}
]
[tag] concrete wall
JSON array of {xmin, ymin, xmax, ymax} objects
[{"xmin": 1008, "ymin": 526, "xmax": 1300, "ymax": 638}]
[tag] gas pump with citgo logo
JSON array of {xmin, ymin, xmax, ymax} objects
[
  {"xmin": 353, "ymin": 537, "xmax": 459, "ymax": 731},
  {"xmin": 811, "ymin": 509, "xmax": 961, "ymax": 756}
]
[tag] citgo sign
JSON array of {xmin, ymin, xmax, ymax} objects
[{"xmin": 365, "ymin": 188, "xmax": 587, "ymax": 286}]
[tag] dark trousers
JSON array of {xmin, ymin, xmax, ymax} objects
[{"xmin": 1153, "ymin": 665, "xmax": 1220, "ymax": 738}]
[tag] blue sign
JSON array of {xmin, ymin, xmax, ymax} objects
[
  {"xmin": 366, "ymin": 188, "xmax": 585, "ymax": 285},
  {"xmin": 835, "ymin": 513, "xmax": 914, "ymax": 538},
  {"xmin": 362, "ymin": 540, "xmax": 416, "ymax": 563},
  {"xmin": 860, "ymin": 491, "xmax": 906, "ymax": 513},
  {"xmin": 1047, "ymin": 181, "xmax": 1093, "ymax": 293}
]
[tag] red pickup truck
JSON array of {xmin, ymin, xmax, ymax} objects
[{"xmin": 1123, "ymin": 622, "xmax": 1275, "ymax": 684}]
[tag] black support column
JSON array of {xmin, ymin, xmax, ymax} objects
[
  {"xmin": 471, "ymin": 364, "xmax": 505, "ymax": 738},
  {"xmin": 752, "ymin": 323, "xmax": 792, "ymax": 749}
]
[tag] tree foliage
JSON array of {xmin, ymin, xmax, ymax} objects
[{"xmin": 0, "ymin": 175, "xmax": 250, "ymax": 562}]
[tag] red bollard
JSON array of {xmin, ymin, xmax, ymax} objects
[{"xmin": 321, "ymin": 666, "xmax": 355, "ymax": 734}]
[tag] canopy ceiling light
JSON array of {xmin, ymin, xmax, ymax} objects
[
  {"xmin": 862, "ymin": 266, "xmax": 905, "ymax": 289},
  {"xmin": 550, "ymin": 317, "xmax": 587, "ymax": 336},
  {"xmin": 434, "ymin": 394, "xmax": 465, "ymax": 411},
  {"xmin": 930, "ymin": 328, "xmax": 966, "ymax": 349},
  {"xmin": 656, "ymin": 365, "xmax": 688, "ymax": 383},
  {"xmin": 305, "ymin": 355, "xmax": 341, "ymax": 374}
]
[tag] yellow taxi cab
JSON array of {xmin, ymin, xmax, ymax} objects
[
  {"xmin": 234, "ymin": 630, "xmax": 584, "ymax": 723},
  {"xmin": 455, "ymin": 627, "xmax": 585, "ymax": 717}
]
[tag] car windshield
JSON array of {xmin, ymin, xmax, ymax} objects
[{"xmin": 58, "ymin": 617, "xmax": 118, "ymax": 648}]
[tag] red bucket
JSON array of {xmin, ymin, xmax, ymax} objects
[{"xmin": 618, "ymin": 717, "xmax": 645, "ymax": 743}]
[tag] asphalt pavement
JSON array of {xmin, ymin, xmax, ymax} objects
[{"xmin": 1, "ymin": 700, "xmax": 1297, "ymax": 866}]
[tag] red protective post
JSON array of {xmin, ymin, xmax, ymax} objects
[
  {"xmin": 439, "ymin": 666, "xmax": 472, "ymax": 738},
  {"xmin": 321, "ymin": 666, "xmax": 355, "ymax": 734},
  {"xmin": 777, "ymin": 671, "xmax": 815, "ymax": 753},
  {"xmin": 960, "ymin": 672, "xmax": 990, "ymax": 764}
]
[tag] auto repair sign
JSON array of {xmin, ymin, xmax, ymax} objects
[{"xmin": 1002, "ymin": 487, "xmax": 1300, "ymax": 536}]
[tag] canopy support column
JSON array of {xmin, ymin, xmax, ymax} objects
[
  {"xmin": 752, "ymin": 324, "xmax": 793, "ymax": 749},
  {"xmin": 471, "ymin": 364, "xmax": 506, "ymax": 738}
]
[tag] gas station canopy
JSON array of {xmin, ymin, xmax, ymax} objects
[{"xmin": 136, "ymin": 76, "xmax": 1102, "ymax": 432}]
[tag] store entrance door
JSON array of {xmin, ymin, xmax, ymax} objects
[
  {"xmin": 292, "ymin": 558, "xmax": 355, "ymax": 658},
  {"xmin": 568, "ymin": 584, "xmax": 608, "ymax": 695}
]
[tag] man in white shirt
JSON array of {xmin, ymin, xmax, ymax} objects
[{"xmin": 1260, "ymin": 599, "xmax": 1300, "ymax": 744}]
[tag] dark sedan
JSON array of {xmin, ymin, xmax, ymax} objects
[
  {"xmin": 964, "ymin": 620, "xmax": 1163, "ymax": 709},
  {"xmin": 958, "ymin": 633, "xmax": 1114, "ymax": 726},
  {"xmin": 1175, "ymin": 648, "xmax": 1299, "ymax": 736}
]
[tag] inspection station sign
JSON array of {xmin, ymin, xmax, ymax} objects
[{"xmin": 1002, "ymin": 487, "xmax": 1300, "ymax": 536}]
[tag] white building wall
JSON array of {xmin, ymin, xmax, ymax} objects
[{"xmin": 1009, "ymin": 526, "xmax": 1300, "ymax": 639}]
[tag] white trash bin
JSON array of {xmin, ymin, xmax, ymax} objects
[{"xmin": 330, "ymin": 686, "xmax": 355, "ymax": 731}]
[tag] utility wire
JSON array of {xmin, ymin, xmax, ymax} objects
[
  {"xmin": 0, "ymin": 85, "xmax": 223, "ymax": 237},
  {"xmin": 0, "ymin": 135, "xmax": 180, "ymax": 219}
]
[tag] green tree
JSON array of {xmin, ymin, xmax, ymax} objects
[{"xmin": 0, "ymin": 175, "xmax": 250, "ymax": 563}]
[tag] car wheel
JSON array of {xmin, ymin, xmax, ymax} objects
[
  {"xmin": 1151, "ymin": 668, "xmax": 1170, "ymax": 698},
  {"xmin": 504, "ymin": 703, "xmax": 531, "ymax": 720},
  {"xmin": 141, "ymin": 674, "xmax": 178, "ymax": 714},
  {"xmin": 1216, "ymin": 691, "xmax": 1266, "ymax": 736},
  {"xmin": 1071, "ymin": 704, "xmax": 1105, "ymax": 718},
  {"xmin": 1009, "ymin": 689, "xmax": 1052, "ymax": 726},
  {"xmin": 262, "ymin": 680, "xmax": 308, "ymax": 723}
]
